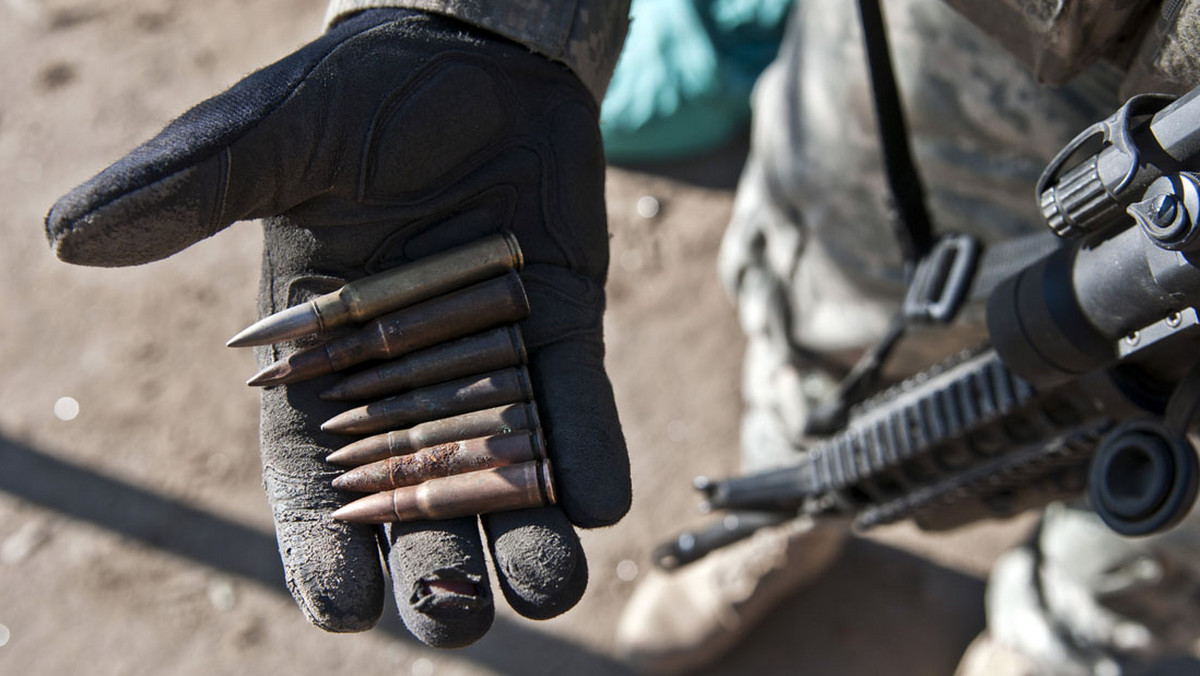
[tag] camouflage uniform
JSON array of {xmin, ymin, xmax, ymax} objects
[
  {"xmin": 719, "ymin": 0, "xmax": 1125, "ymax": 472},
  {"xmin": 720, "ymin": 1, "xmax": 1200, "ymax": 673}
]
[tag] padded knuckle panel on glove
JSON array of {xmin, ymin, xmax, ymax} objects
[
  {"xmin": 365, "ymin": 61, "xmax": 513, "ymax": 199},
  {"xmin": 546, "ymin": 99, "xmax": 610, "ymax": 281}
]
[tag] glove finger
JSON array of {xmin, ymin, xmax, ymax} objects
[
  {"xmin": 45, "ymin": 10, "xmax": 402, "ymax": 267},
  {"xmin": 385, "ymin": 517, "xmax": 495, "ymax": 648},
  {"xmin": 509, "ymin": 73, "xmax": 629, "ymax": 528},
  {"xmin": 256, "ymin": 269, "xmax": 393, "ymax": 632},
  {"xmin": 522, "ymin": 308, "xmax": 631, "ymax": 528},
  {"xmin": 481, "ymin": 506, "xmax": 587, "ymax": 620},
  {"xmin": 258, "ymin": 351, "xmax": 386, "ymax": 632}
]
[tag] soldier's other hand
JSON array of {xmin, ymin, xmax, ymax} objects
[{"xmin": 45, "ymin": 9, "xmax": 629, "ymax": 647}]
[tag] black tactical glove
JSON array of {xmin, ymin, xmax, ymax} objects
[{"xmin": 45, "ymin": 9, "xmax": 629, "ymax": 647}]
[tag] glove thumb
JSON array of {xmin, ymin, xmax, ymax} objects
[{"xmin": 45, "ymin": 10, "xmax": 402, "ymax": 267}]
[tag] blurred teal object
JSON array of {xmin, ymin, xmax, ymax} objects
[{"xmin": 601, "ymin": 0, "xmax": 794, "ymax": 164}]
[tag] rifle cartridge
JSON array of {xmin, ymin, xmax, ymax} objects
[
  {"xmin": 320, "ymin": 326, "xmax": 527, "ymax": 401},
  {"xmin": 331, "ymin": 460, "xmax": 557, "ymax": 524},
  {"xmin": 228, "ymin": 232, "xmax": 522, "ymax": 347},
  {"xmin": 321, "ymin": 366, "xmax": 534, "ymax": 435},
  {"xmin": 332, "ymin": 431, "xmax": 546, "ymax": 492},
  {"xmin": 324, "ymin": 402, "xmax": 541, "ymax": 466},
  {"xmin": 247, "ymin": 272, "xmax": 529, "ymax": 387}
]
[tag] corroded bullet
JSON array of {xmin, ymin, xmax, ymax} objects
[
  {"xmin": 321, "ymin": 367, "xmax": 534, "ymax": 436},
  {"xmin": 331, "ymin": 460, "xmax": 557, "ymax": 523},
  {"xmin": 228, "ymin": 232, "xmax": 522, "ymax": 347},
  {"xmin": 247, "ymin": 272, "xmax": 529, "ymax": 387},
  {"xmin": 325, "ymin": 402, "xmax": 541, "ymax": 466},
  {"xmin": 320, "ymin": 326, "xmax": 527, "ymax": 401},
  {"xmin": 332, "ymin": 431, "xmax": 546, "ymax": 492}
]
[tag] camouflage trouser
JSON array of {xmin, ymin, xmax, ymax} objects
[{"xmin": 721, "ymin": 0, "xmax": 1200, "ymax": 672}]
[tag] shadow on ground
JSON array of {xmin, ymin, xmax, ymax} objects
[{"xmin": 1, "ymin": 430, "xmax": 988, "ymax": 675}]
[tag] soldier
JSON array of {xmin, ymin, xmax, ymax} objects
[
  {"xmin": 613, "ymin": 1, "xmax": 1200, "ymax": 674},
  {"xmin": 46, "ymin": 0, "xmax": 1200, "ymax": 671}
]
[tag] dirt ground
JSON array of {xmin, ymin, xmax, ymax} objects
[{"xmin": 0, "ymin": 1, "xmax": 1034, "ymax": 674}]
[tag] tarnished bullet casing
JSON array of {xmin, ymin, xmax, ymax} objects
[
  {"xmin": 321, "ymin": 366, "xmax": 535, "ymax": 435},
  {"xmin": 325, "ymin": 402, "xmax": 541, "ymax": 466},
  {"xmin": 228, "ymin": 232, "xmax": 522, "ymax": 347},
  {"xmin": 320, "ymin": 326, "xmax": 527, "ymax": 401},
  {"xmin": 331, "ymin": 460, "xmax": 557, "ymax": 523},
  {"xmin": 247, "ymin": 272, "xmax": 529, "ymax": 387},
  {"xmin": 332, "ymin": 431, "xmax": 546, "ymax": 492}
]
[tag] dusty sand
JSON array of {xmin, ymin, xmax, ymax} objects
[{"xmin": 0, "ymin": 1, "xmax": 1033, "ymax": 673}]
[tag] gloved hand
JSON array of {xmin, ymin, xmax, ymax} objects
[{"xmin": 45, "ymin": 9, "xmax": 630, "ymax": 647}]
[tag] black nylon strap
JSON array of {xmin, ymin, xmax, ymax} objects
[
  {"xmin": 857, "ymin": 0, "xmax": 935, "ymax": 265},
  {"xmin": 804, "ymin": 1, "xmax": 937, "ymax": 435}
]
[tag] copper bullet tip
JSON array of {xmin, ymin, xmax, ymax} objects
[
  {"xmin": 227, "ymin": 302, "xmax": 320, "ymax": 348},
  {"xmin": 246, "ymin": 360, "xmax": 293, "ymax": 387},
  {"xmin": 247, "ymin": 346, "xmax": 336, "ymax": 387},
  {"xmin": 330, "ymin": 465, "xmax": 378, "ymax": 493},
  {"xmin": 331, "ymin": 492, "xmax": 393, "ymax": 524},
  {"xmin": 320, "ymin": 408, "xmax": 364, "ymax": 433},
  {"xmin": 325, "ymin": 436, "xmax": 378, "ymax": 466}
]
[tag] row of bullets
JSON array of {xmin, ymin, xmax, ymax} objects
[{"xmin": 227, "ymin": 233, "xmax": 556, "ymax": 524}]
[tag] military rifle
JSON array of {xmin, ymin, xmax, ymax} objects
[{"xmin": 655, "ymin": 85, "xmax": 1200, "ymax": 570}]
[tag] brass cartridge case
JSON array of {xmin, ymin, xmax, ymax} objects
[
  {"xmin": 325, "ymin": 402, "xmax": 541, "ymax": 466},
  {"xmin": 247, "ymin": 272, "xmax": 528, "ymax": 387},
  {"xmin": 320, "ymin": 326, "xmax": 527, "ymax": 401},
  {"xmin": 228, "ymin": 232, "xmax": 522, "ymax": 347},
  {"xmin": 332, "ymin": 431, "xmax": 546, "ymax": 492},
  {"xmin": 331, "ymin": 460, "xmax": 557, "ymax": 523},
  {"xmin": 321, "ymin": 366, "xmax": 534, "ymax": 436}
]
